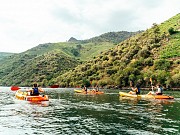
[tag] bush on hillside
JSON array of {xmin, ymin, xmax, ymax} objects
[
  {"xmin": 172, "ymin": 73, "xmax": 180, "ymax": 86},
  {"xmin": 168, "ymin": 27, "xmax": 177, "ymax": 35},
  {"xmin": 154, "ymin": 59, "xmax": 171, "ymax": 70}
]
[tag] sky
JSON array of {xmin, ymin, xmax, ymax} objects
[{"xmin": 0, "ymin": 0, "xmax": 179, "ymax": 53}]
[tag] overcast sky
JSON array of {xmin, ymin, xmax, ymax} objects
[{"xmin": 0, "ymin": 0, "xmax": 179, "ymax": 53}]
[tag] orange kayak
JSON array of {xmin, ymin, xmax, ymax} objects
[
  {"xmin": 153, "ymin": 95, "xmax": 174, "ymax": 99},
  {"xmin": 15, "ymin": 90, "xmax": 49, "ymax": 101}
]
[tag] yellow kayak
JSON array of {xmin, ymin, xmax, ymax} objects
[
  {"xmin": 74, "ymin": 89, "xmax": 104, "ymax": 94},
  {"xmin": 15, "ymin": 90, "xmax": 49, "ymax": 101},
  {"xmin": 119, "ymin": 92, "xmax": 174, "ymax": 99},
  {"xmin": 74, "ymin": 89, "xmax": 84, "ymax": 93}
]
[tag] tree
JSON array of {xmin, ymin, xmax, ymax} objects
[
  {"xmin": 154, "ymin": 70, "xmax": 170, "ymax": 86},
  {"xmin": 154, "ymin": 59, "xmax": 171, "ymax": 70},
  {"xmin": 82, "ymin": 79, "xmax": 91, "ymax": 87},
  {"xmin": 71, "ymin": 48, "xmax": 79, "ymax": 56},
  {"xmin": 172, "ymin": 73, "xmax": 180, "ymax": 87},
  {"xmin": 152, "ymin": 23, "xmax": 160, "ymax": 43},
  {"xmin": 168, "ymin": 27, "xmax": 177, "ymax": 35},
  {"xmin": 76, "ymin": 44, "xmax": 82, "ymax": 50}
]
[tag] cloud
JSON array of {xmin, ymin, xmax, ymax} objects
[{"xmin": 0, "ymin": 0, "xmax": 179, "ymax": 53}]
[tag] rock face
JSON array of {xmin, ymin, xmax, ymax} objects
[{"xmin": 68, "ymin": 37, "xmax": 78, "ymax": 42}]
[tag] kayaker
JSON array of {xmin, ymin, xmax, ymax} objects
[
  {"xmin": 129, "ymin": 84, "xmax": 140, "ymax": 95},
  {"xmin": 95, "ymin": 85, "xmax": 99, "ymax": 92},
  {"xmin": 29, "ymin": 83, "xmax": 44, "ymax": 96},
  {"xmin": 91, "ymin": 87, "xmax": 96, "ymax": 92},
  {"xmin": 156, "ymin": 84, "xmax": 163, "ymax": 95},
  {"xmin": 148, "ymin": 84, "xmax": 163, "ymax": 95},
  {"xmin": 83, "ymin": 86, "xmax": 87, "ymax": 94}
]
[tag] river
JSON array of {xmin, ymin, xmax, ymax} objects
[{"xmin": 0, "ymin": 87, "xmax": 180, "ymax": 135}]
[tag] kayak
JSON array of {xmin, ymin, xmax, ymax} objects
[
  {"xmin": 119, "ymin": 92, "xmax": 141, "ymax": 99},
  {"xmin": 15, "ymin": 90, "xmax": 49, "ymax": 101},
  {"xmin": 50, "ymin": 85, "xmax": 59, "ymax": 88},
  {"xmin": 74, "ymin": 89, "xmax": 84, "ymax": 93},
  {"xmin": 119, "ymin": 92, "xmax": 174, "ymax": 99},
  {"xmin": 74, "ymin": 89, "xmax": 104, "ymax": 94}
]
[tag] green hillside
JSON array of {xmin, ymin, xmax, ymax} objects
[
  {"xmin": 0, "ymin": 52, "xmax": 14, "ymax": 60},
  {"xmin": 0, "ymin": 50, "xmax": 81, "ymax": 86},
  {"xmin": 0, "ymin": 31, "xmax": 136, "ymax": 86},
  {"xmin": 56, "ymin": 13, "xmax": 180, "ymax": 88}
]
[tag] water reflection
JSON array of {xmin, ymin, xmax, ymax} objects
[{"xmin": 119, "ymin": 94, "xmax": 180, "ymax": 134}]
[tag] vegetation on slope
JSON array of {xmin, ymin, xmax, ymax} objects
[
  {"xmin": 0, "ymin": 52, "xmax": 14, "ymax": 60},
  {"xmin": 0, "ymin": 50, "xmax": 81, "ymax": 86},
  {"xmin": 82, "ymin": 31, "xmax": 141, "ymax": 44},
  {"xmin": 56, "ymin": 13, "xmax": 180, "ymax": 88},
  {"xmin": 0, "ymin": 31, "xmax": 136, "ymax": 86}
]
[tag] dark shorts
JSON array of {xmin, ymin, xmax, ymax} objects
[
  {"xmin": 30, "ymin": 93, "xmax": 40, "ymax": 96},
  {"xmin": 156, "ymin": 93, "xmax": 162, "ymax": 95},
  {"xmin": 136, "ymin": 92, "xmax": 140, "ymax": 95}
]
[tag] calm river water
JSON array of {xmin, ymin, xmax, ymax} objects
[{"xmin": 0, "ymin": 87, "xmax": 180, "ymax": 135}]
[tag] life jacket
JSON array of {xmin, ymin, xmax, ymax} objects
[
  {"xmin": 157, "ymin": 87, "xmax": 163, "ymax": 94},
  {"xmin": 160, "ymin": 87, "xmax": 163, "ymax": 93},
  {"xmin": 136, "ymin": 87, "xmax": 140, "ymax": 94},
  {"xmin": 32, "ymin": 87, "xmax": 39, "ymax": 95}
]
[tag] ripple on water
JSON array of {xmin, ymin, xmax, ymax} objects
[{"xmin": 0, "ymin": 88, "xmax": 180, "ymax": 135}]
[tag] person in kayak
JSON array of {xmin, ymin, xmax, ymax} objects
[
  {"xmin": 30, "ymin": 83, "xmax": 44, "ymax": 96},
  {"xmin": 129, "ymin": 84, "xmax": 140, "ymax": 95},
  {"xmin": 95, "ymin": 85, "xmax": 99, "ymax": 92},
  {"xmin": 156, "ymin": 84, "xmax": 163, "ymax": 95},
  {"xmin": 148, "ymin": 84, "xmax": 163, "ymax": 95},
  {"xmin": 83, "ymin": 86, "xmax": 87, "ymax": 94}
]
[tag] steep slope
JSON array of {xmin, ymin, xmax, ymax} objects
[{"xmin": 56, "ymin": 13, "xmax": 180, "ymax": 88}]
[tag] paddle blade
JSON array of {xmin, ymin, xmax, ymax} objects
[
  {"xmin": 11, "ymin": 86, "xmax": 20, "ymax": 91},
  {"xmin": 149, "ymin": 78, "xmax": 152, "ymax": 82}
]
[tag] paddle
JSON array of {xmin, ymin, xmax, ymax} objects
[
  {"xmin": 11, "ymin": 86, "xmax": 27, "ymax": 91},
  {"xmin": 11, "ymin": 86, "xmax": 29, "ymax": 91},
  {"xmin": 11, "ymin": 86, "xmax": 21, "ymax": 91},
  {"xmin": 150, "ymin": 78, "xmax": 154, "ymax": 93}
]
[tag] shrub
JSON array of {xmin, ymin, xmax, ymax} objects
[
  {"xmin": 172, "ymin": 73, "xmax": 180, "ymax": 86},
  {"xmin": 91, "ymin": 80, "xmax": 98, "ymax": 87},
  {"xmin": 139, "ymin": 48, "xmax": 151, "ymax": 58},
  {"xmin": 168, "ymin": 27, "xmax": 177, "ymax": 35},
  {"xmin": 98, "ymin": 80, "xmax": 108, "ymax": 87},
  {"xmin": 154, "ymin": 59, "xmax": 171, "ymax": 70},
  {"xmin": 144, "ymin": 57, "xmax": 153, "ymax": 66}
]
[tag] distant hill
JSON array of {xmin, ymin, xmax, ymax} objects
[
  {"xmin": 68, "ymin": 37, "xmax": 79, "ymax": 42},
  {"xmin": 0, "ymin": 31, "xmax": 137, "ymax": 86},
  {"xmin": 83, "ymin": 31, "xmax": 142, "ymax": 44},
  {"xmin": 0, "ymin": 52, "xmax": 14, "ymax": 60},
  {"xmin": 56, "ymin": 13, "xmax": 180, "ymax": 88},
  {"xmin": 77, "ymin": 31, "xmax": 141, "ymax": 60}
]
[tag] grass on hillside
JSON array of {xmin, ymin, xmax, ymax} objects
[
  {"xmin": 79, "ymin": 42, "xmax": 116, "ymax": 61},
  {"xmin": 160, "ymin": 32, "xmax": 180, "ymax": 59}
]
